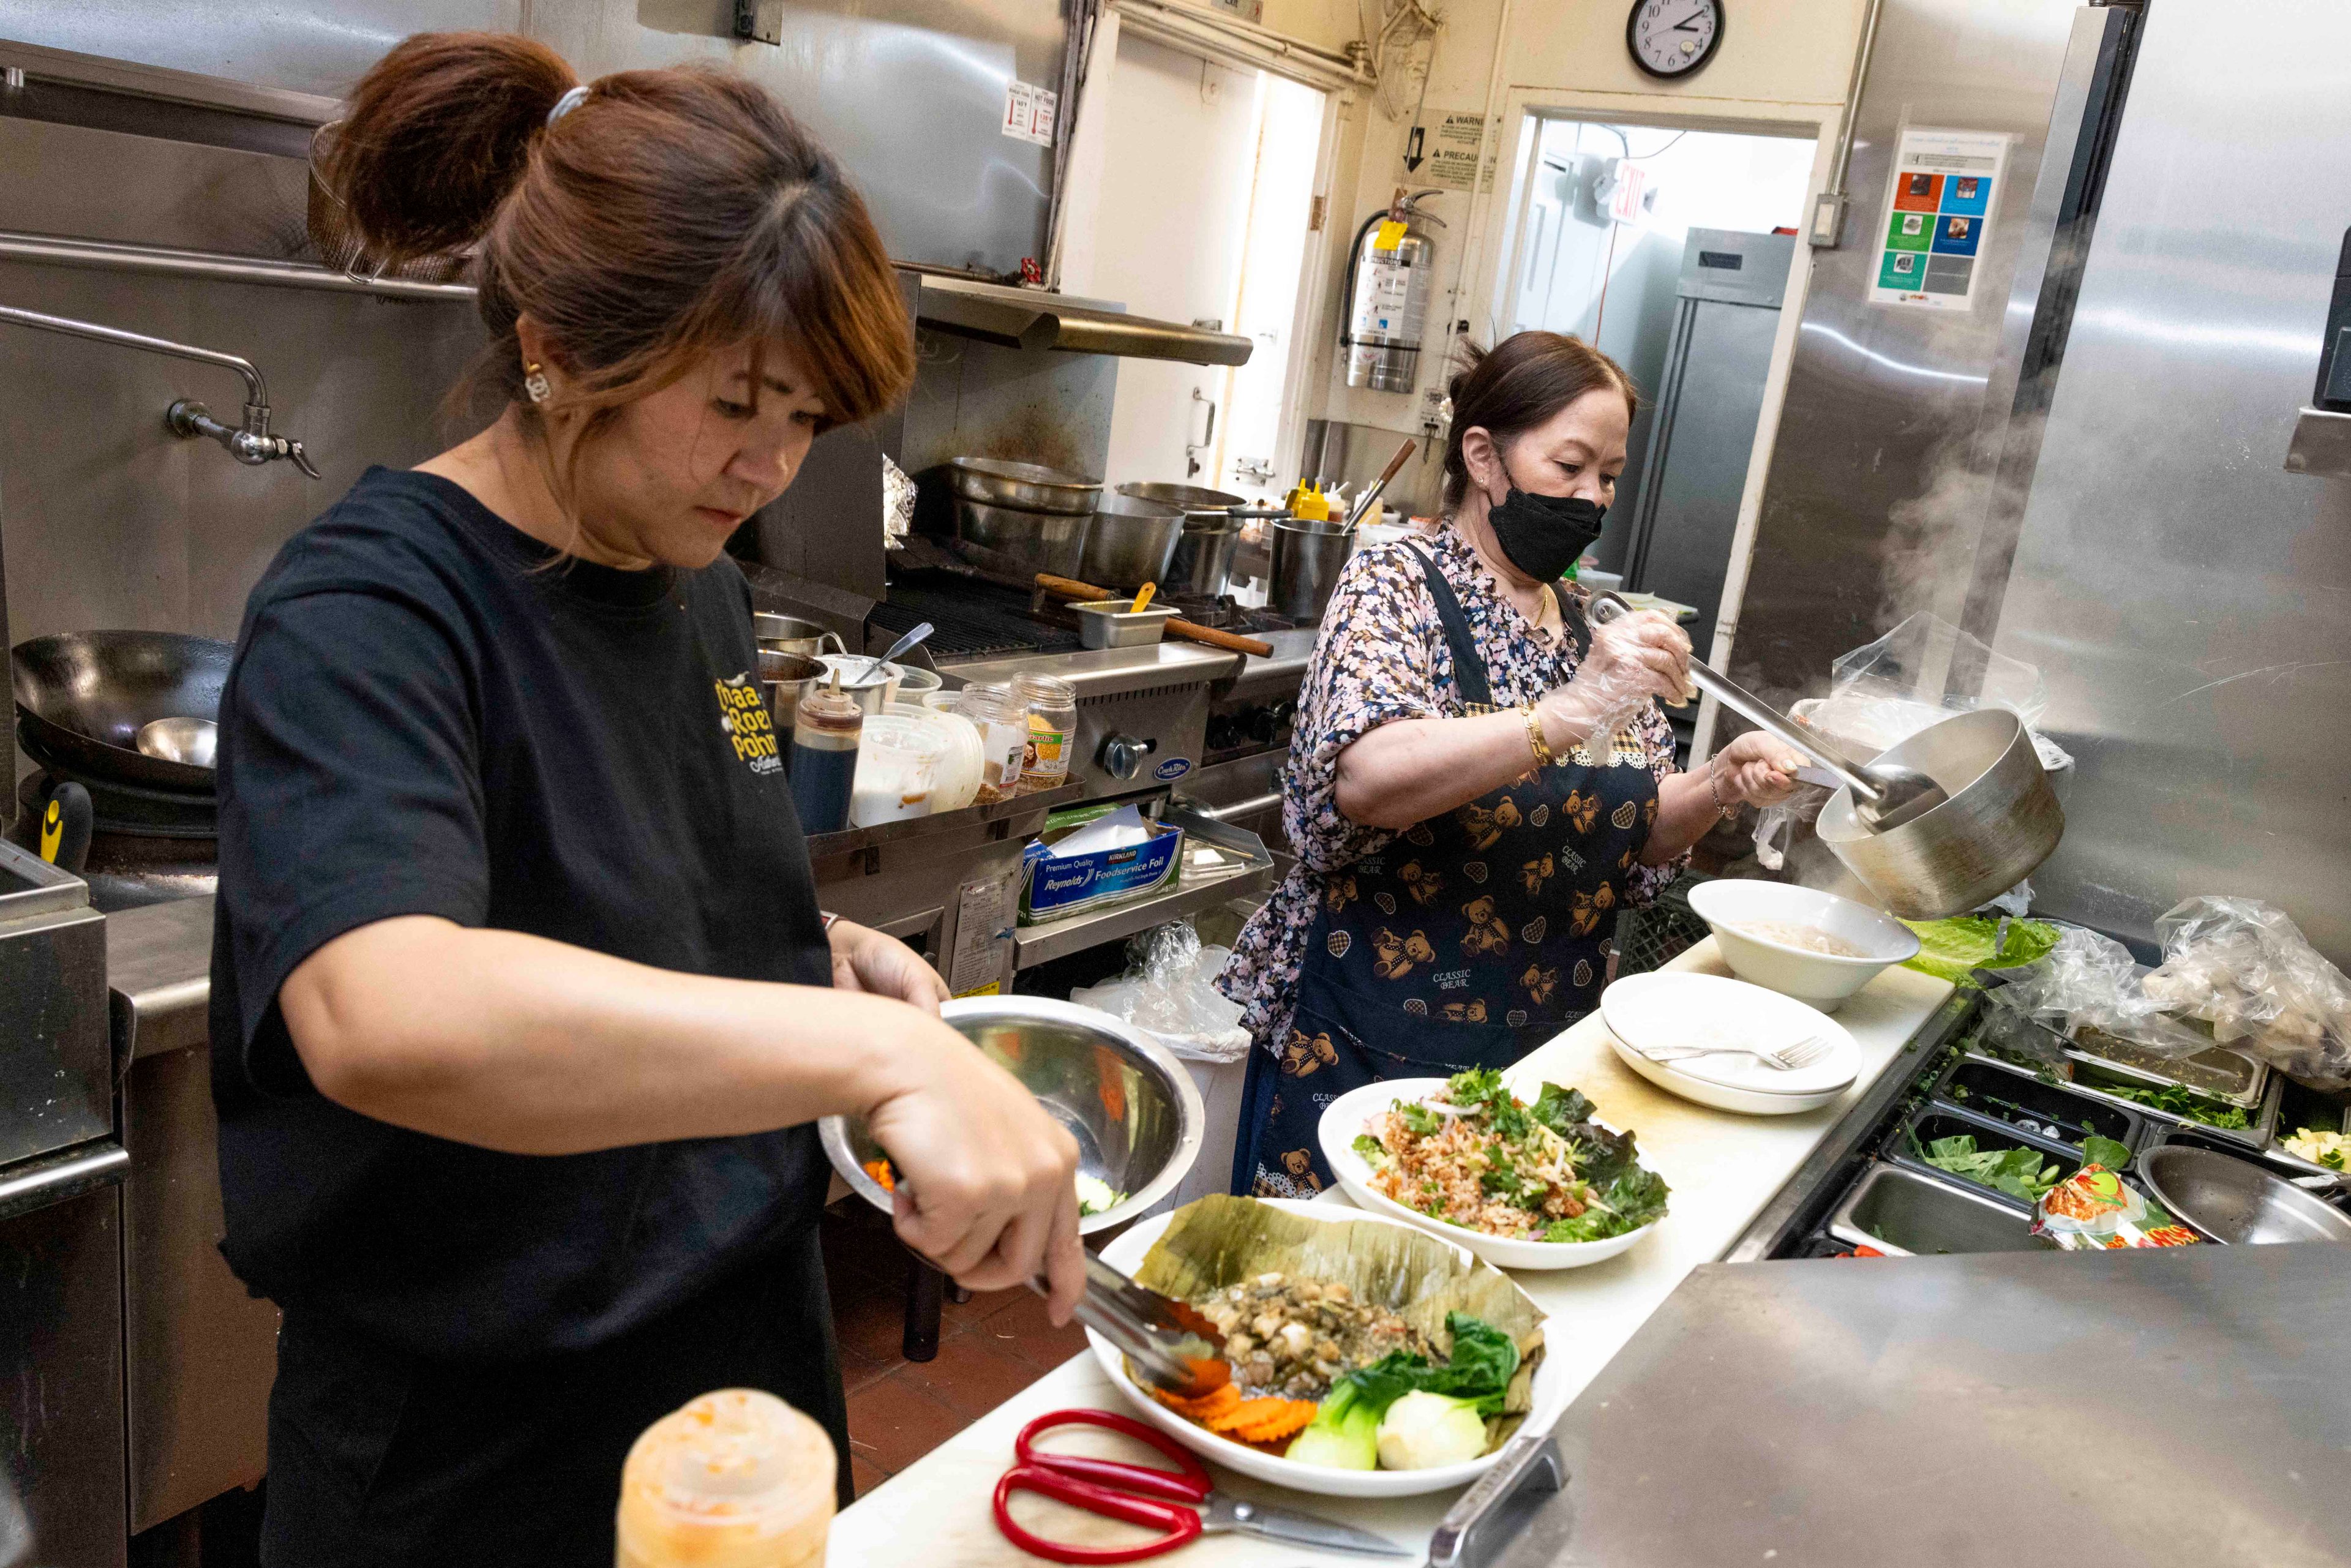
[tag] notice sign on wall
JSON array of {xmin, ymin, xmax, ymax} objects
[
  {"xmin": 1409, "ymin": 110, "xmax": 1491, "ymax": 192},
  {"xmin": 1870, "ymin": 127, "xmax": 2011, "ymax": 310},
  {"xmin": 1001, "ymin": 81, "xmax": 1057, "ymax": 146}
]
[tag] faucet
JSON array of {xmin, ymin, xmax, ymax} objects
[{"xmin": 0, "ymin": 301, "xmax": 321, "ymax": 478}]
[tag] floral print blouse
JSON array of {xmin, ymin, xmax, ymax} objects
[{"xmin": 1217, "ymin": 523, "xmax": 1687, "ymax": 1053}]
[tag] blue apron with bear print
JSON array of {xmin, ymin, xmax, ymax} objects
[{"xmin": 1234, "ymin": 546, "xmax": 1662, "ymax": 1200}]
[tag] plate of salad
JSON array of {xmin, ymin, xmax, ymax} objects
[
  {"xmin": 1320, "ymin": 1071, "xmax": 1671, "ymax": 1270},
  {"xmin": 1090, "ymin": 1196, "xmax": 1564, "ymax": 1497}
]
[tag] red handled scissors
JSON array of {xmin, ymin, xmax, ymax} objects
[{"xmin": 990, "ymin": 1408, "xmax": 1411, "ymax": 1563}]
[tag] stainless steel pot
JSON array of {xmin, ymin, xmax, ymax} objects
[
  {"xmin": 756, "ymin": 649, "xmax": 825, "ymax": 735},
  {"xmin": 1270, "ymin": 517, "xmax": 1353, "ymax": 622},
  {"xmin": 752, "ymin": 612, "xmax": 845, "ymax": 662},
  {"xmin": 1119, "ymin": 483, "xmax": 1244, "ymax": 598},
  {"xmin": 1076, "ymin": 491, "xmax": 1187, "ymax": 590},
  {"xmin": 953, "ymin": 497, "xmax": 1092, "ymax": 579},
  {"xmin": 945, "ymin": 457, "xmax": 1101, "ymax": 516},
  {"xmin": 1814, "ymin": 708, "xmax": 2064, "ymax": 919}
]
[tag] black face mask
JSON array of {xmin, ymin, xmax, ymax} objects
[{"xmin": 1484, "ymin": 464, "xmax": 1607, "ymax": 584}]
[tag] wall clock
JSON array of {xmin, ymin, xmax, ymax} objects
[{"xmin": 1627, "ymin": 0, "xmax": 1724, "ymax": 80}]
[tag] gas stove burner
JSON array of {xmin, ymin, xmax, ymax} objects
[{"xmin": 1163, "ymin": 595, "xmax": 1300, "ymax": 637}]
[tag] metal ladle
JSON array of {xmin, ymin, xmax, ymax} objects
[
  {"xmin": 1587, "ymin": 593, "xmax": 1948, "ymax": 830},
  {"xmin": 135, "ymin": 716, "xmax": 219, "ymax": 770}
]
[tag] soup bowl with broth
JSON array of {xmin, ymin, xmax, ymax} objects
[{"xmin": 1686, "ymin": 880, "xmax": 1921, "ymax": 1012}]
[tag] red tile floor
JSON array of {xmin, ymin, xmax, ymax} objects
[{"xmin": 823, "ymin": 1200, "xmax": 1092, "ymax": 1496}]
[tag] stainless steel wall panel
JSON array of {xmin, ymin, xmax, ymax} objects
[
  {"xmin": 1728, "ymin": 0, "xmax": 2084, "ymax": 703},
  {"xmin": 0, "ymin": 1, "xmax": 520, "ymax": 99},
  {"xmin": 1989, "ymin": 0, "xmax": 2351, "ymax": 959}
]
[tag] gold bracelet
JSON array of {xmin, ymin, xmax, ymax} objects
[{"xmin": 1521, "ymin": 705, "xmax": 1556, "ymax": 769}]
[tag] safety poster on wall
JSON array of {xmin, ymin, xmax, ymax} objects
[{"xmin": 1869, "ymin": 126, "xmax": 2011, "ymax": 310}]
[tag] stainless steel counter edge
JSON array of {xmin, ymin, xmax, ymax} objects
[
  {"xmin": 941, "ymin": 626, "xmax": 1321, "ymax": 699},
  {"xmin": 108, "ymin": 897, "xmax": 216, "ymax": 1064}
]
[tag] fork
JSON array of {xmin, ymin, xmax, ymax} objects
[{"xmin": 1640, "ymin": 1033, "xmax": 1834, "ymax": 1072}]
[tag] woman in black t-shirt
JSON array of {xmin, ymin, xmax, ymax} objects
[{"xmin": 209, "ymin": 33, "xmax": 1082, "ymax": 1564}]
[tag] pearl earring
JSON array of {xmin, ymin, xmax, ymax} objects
[{"xmin": 523, "ymin": 361, "xmax": 551, "ymax": 404}]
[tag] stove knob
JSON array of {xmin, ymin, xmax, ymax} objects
[
  {"xmin": 1100, "ymin": 732, "xmax": 1158, "ymax": 781},
  {"xmin": 1245, "ymin": 701, "xmax": 1294, "ymax": 745}
]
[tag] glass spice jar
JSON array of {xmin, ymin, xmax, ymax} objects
[
  {"xmin": 1014, "ymin": 672, "xmax": 1078, "ymax": 793},
  {"xmin": 957, "ymin": 683, "xmax": 1030, "ymax": 805}
]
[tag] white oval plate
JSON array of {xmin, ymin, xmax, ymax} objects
[
  {"xmin": 1317, "ymin": 1078, "xmax": 1662, "ymax": 1271},
  {"xmin": 1605, "ymin": 1030, "xmax": 1851, "ymax": 1115},
  {"xmin": 1088, "ymin": 1199, "xmax": 1565, "ymax": 1498},
  {"xmin": 1600, "ymin": 972, "xmax": 1859, "ymax": 1097}
]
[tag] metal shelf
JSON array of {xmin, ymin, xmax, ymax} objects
[{"xmin": 1012, "ymin": 804, "xmax": 1273, "ymax": 968}]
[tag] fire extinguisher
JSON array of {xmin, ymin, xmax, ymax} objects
[{"xmin": 1341, "ymin": 189, "xmax": 1445, "ymax": 391}]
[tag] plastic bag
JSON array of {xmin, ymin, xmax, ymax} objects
[
  {"xmin": 1070, "ymin": 919, "xmax": 1252, "ymax": 1063},
  {"xmin": 2143, "ymin": 896, "xmax": 2351, "ymax": 1091},
  {"xmin": 1752, "ymin": 779, "xmax": 1832, "ymax": 872},
  {"xmin": 1985, "ymin": 925, "xmax": 2211, "ymax": 1060},
  {"xmin": 1829, "ymin": 610, "xmax": 2047, "ymax": 730}
]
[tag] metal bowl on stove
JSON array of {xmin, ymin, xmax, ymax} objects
[
  {"xmin": 945, "ymin": 457, "xmax": 1102, "ymax": 517},
  {"xmin": 13, "ymin": 631, "xmax": 231, "ymax": 791},
  {"xmin": 1120, "ymin": 484, "xmax": 1245, "ymax": 598},
  {"xmin": 1077, "ymin": 490, "xmax": 1187, "ymax": 590},
  {"xmin": 953, "ymin": 498, "xmax": 1093, "ymax": 579},
  {"xmin": 820, "ymin": 995, "xmax": 1204, "ymax": 1235},
  {"xmin": 2135, "ymin": 1144, "xmax": 2351, "ymax": 1245}
]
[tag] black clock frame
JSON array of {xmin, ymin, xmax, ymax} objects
[{"xmin": 1625, "ymin": 0, "xmax": 1725, "ymax": 81}]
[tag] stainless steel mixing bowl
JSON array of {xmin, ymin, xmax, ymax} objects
[
  {"xmin": 820, "ymin": 996, "xmax": 1204, "ymax": 1235},
  {"xmin": 2136, "ymin": 1144, "xmax": 2351, "ymax": 1245},
  {"xmin": 945, "ymin": 457, "xmax": 1103, "ymax": 516}
]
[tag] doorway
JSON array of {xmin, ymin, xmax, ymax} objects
[
  {"xmin": 1494, "ymin": 120, "xmax": 1813, "ymax": 604},
  {"xmin": 1074, "ymin": 34, "xmax": 1330, "ymax": 502}
]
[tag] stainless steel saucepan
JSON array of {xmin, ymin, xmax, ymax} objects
[{"xmin": 1584, "ymin": 593, "xmax": 2062, "ymax": 918}]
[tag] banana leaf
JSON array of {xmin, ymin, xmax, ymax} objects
[{"xmin": 1133, "ymin": 1195, "xmax": 1547, "ymax": 1389}]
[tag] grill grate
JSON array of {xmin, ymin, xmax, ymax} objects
[{"xmin": 872, "ymin": 579, "xmax": 1079, "ymax": 660}]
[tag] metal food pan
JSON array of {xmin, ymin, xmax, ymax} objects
[
  {"xmin": 1072, "ymin": 601, "xmax": 1173, "ymax": 649},
  {"xmin": 1886, "ymin": 1103, "xmax": 2081, "ymax": 1214},
  {"xmin": 1936, "ymin": 1056, "xmax": 2147, "ymax": 1152},
  {"xmin": 1825, "ymin": 1163, "xmax": 2052, "ymax": 1257},
  {"xmin": 2062, "ymin": 1055, "xmax": 2282, "ymax": 1149},
  {"xmin": 2070, "ymin": 1024, "xmax": 2267, "ymax": 1105}
]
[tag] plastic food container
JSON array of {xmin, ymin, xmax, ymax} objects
[
  {"xmin": 849, "ymin": 714, "xmax": 947, "ymax": 827},
  {"xmin": 616, "ymin": 1387, "xmax": 834, "ymax": 1567},
  {"xmin": 885, "ymin": 702, "xmax": 981, "ymax": 813}
]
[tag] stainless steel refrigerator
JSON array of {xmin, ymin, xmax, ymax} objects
[{"xmin": 1730, "ymin": 0, "xmax": 2351, "ymax": 962}]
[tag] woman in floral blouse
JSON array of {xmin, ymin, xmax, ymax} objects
[{"xmin": 1218, "ymin": 332, "xmax": 1806, "ymax": 1198}]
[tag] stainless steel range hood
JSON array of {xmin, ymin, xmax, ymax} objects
[{"xmin": 911, "ymin": 273, "xmax": 1253, "ymax": 366}]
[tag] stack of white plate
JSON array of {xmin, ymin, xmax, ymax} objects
[{"xmin": 1600, "ymin": 972, "xmax": 1861, "ymax": 1115}]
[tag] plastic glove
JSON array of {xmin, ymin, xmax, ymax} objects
[
  {"xmin": 1707, "ymin": 730, "xmax": 1809, "ymax": 808},
  {"xmin": 1535, "ymin": 608, "xmax": 1690, "ymax": 750}
]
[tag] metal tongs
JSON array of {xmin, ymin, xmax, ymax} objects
[
  {"xmin": 1029, "ymin": 1252, "xmax": 1231, "ymax": 1401},
  {"xmin": 1586, "ymin": 590, "xmax": 1951, "ymax": 829}
]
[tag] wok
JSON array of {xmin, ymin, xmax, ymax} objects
[{"xmin": 12, "ymin": 631, "xmax": 230, "ymax": 791}]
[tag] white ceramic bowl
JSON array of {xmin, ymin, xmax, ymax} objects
[
  {"xmin": 1087, "ymin": 1199, "xmax": 1565, "ymax": 1498},
  {"xmin": 1685, "ymin": 879, "xmax": 1920, "ymax": 1012},
  {"xmin": 1316, "ymin": 1079, "xmax": 1662, "ymax": 1270}
]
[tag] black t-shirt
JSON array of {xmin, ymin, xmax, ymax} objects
[{"xmin": 209, "ymin": 467, "xmax": 833, "ymax": 1360}]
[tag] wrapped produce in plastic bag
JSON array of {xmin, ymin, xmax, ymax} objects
[
  {"xmin": 1070, "ymin": 919, "xmax": 1253, "ymax": 1063},
  {"xmin": 1985, "ymin": 925, "xmax": 2210, "ymax": 1059},
  {"xmin": 2142, "ymin": 897, "xmax": 2351, "ymax": 1091}
]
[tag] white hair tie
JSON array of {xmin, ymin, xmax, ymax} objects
[{"xmin": 547, "ymin": 85, "xmax": 590, "ymax": 127}]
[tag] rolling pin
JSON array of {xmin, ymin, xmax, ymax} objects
[{"xmin": 1034, "ymin": 574, "xmax": 1275, "ymax": 656}]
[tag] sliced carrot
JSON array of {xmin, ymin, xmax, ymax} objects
[
  {"xmin": 1151, "ymin": 1382, "xmax": 1242, "ymax": 1424},
  {"xmin": 862, "ymin": 1159, "xmax": 896, "ymax": 1193},
  {"xmin": 1202, "ymin": 1396, "xmax": 1319, "ymax": 1443}
]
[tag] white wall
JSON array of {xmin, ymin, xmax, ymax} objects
[
  {"xmin": 1076, "ymin": 32, "xmax": 1269, "ymax": 487},
  {"xmin": 1303, "ymin": 0, "xmax": 1870, "ymax": 512}
]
